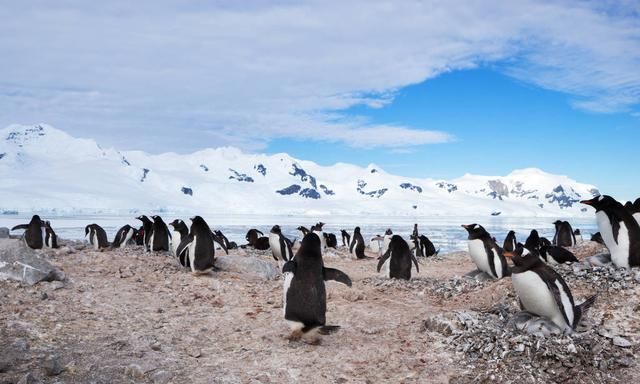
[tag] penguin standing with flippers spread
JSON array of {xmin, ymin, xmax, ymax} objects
[
  {"xmin": 462, "ymin": 224, "xmax": 510, "ymax": 279},
  {"xmin": 510, "ymin": 244, "xmax": 596, "ymax": 334},
  {"xmin": 11, "ymin": 215, "xmax": 44, "ymax": 249},
  {"xmin": 377, "ymin": 235, "xmax": 419, "ymax": 280},
  {"xmin": 581, "ymin": 195, "xmax": 640, "ymax": 268},
  {"xmin": 282, "ymin": 233, "xmax": 352, "ymax": 343}
]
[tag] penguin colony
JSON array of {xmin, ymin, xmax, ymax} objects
[{"xmin": 7, "ymin": 193, "xmax": 638, "ymax": 342}]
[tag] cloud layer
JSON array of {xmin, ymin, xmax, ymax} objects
[{"xmin": 0, "ymin": 1, "xmax": 638, "ymax": 152}]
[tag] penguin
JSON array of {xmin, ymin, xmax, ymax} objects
[
  {"xmin": 134, "ymin": 226, "xmax": 145, "ymax": 246},
  {"xmin": 297, "ymin": 226, "xmax": 310, "ymax": 237},
  {"xmin": 311, "ymin": 222, "xmax": 327, "ymax": 249},
  {"xmin": 169, "ymin": 219, "xmax": 188, "ymax": 255},
  {"xmin": 43, "ymin": 221, "xmax": 58, "ymax": 249},
  {"xmin": 411, "ymin": 224, "xmax": 423, "ymax": 257},
  {"xmin": 626, "ymin": 198, "xmax": 640, "ymax": 225},
  {"xmin": 381, "ymin": 229, "xmax": 393, "ymax": 255},
  {"xmin": 11, "ymin": 215, "xmax": 44, "ymax": 249},
  {"xmin": 176, "ymin": 216, "xmax": 216, "ymax": 274},
  {"xmin": 340, "ymin": 230, "xmax": 351, "ymax": 247},
  {"xmin": 85, "ymin": 224, "xmax": 109, "ymax": 250},
  {"xmin": 323, "ymin": 233, "xmax": 338, "ymax": 248},
  {"xmin": 539, "ymin": 237, "xmax": 552, "ymax": 247},
  {"xmin": 418, "ymin": 235, "xmax": 439, "ymax": 258},
  {"xmin": 149, "ymin": 215, "xmax": 171, "ymax": 252},
  {"xmin": 552, "ymin": 220, "xmax": 576, "ymax": 247},
  {"xmin": 245, "ymin": 229, "xmax": 264, "ymax": 247},
  {"xmin": 112, "ymin": 224, "xmax": 136, "ymax": 249},
  {"xmin": 349, "ymin": 226, "xmax": 366, "ymax": 259},
  {"xmin": 503, "ymin": 230, "xmax": 517, "ymax": 253},
  {"xmin": 524, "ymin": 229, "xmax": 541, "ymax": 253},
  {"xmin": 269, "ymin": 225, "xmax": 294, "ymax": 262},
  {"xmin": 376, "ymin": 235, "xmax": 420, "ymax": 280},
  {"xmin": 573, "ymin": 229, "xmax": 584, "ymax": 244},
  {"xmin": 213, "ymin": 230, "xmax": 238, "ymax": 250},
  {"xmin": 282, "ymin": 233, "xmax": 352, "ymax": 342},
  {"xmin": 254, "ymin": 236, "xmax": 270, "ymax": 250},
  {"xmin": 510, "ymin": 244, "xmax": 596, "ymax": 333},
  {"xmin": 590, "ymin": 232, "xmax": 605, "ymax": 245},
  {"xmin": 581, "ymin": 195, "xmax": 640, "ymax": 268},
  {"xmin": 136, "ymin": 215, "xmax": 154, "ymax": 251},
  {"xmin": 462, "ymin": 224, "xmax": 510, "ymax": 279},
  {"xmin": 540, "ymin": 245, "xmax": 579, "ymax": 264}
]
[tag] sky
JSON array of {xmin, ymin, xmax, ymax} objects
[{"xmin": 1, "ymin": 1, "xmax": 639, "ymax": 199}]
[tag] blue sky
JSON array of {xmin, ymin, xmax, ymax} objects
[{"xmin": 0, "ymin": 1, "xmax": 639, "ymax": 199}]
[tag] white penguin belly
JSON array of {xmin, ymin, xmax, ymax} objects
[
  {"xmin": 187, "ymin": 235, "xmax": 198, "ymax": 272},
  {"xmin": 92, "ymin": 232, "xmax": 99, "ymax": 250},
  {"xmin": 468, "ymin": 239, "xmax": 493, "ymax": 277},
  {"xmin": 122, "ymin": 230, "xmax": 133, "ymax": 248},
  {"xmin": 282, "ymin": 271, "xmax": 294, "ymax": 317},
  {"xmin": 171, "ymin": 231, "xmax": 182, "ymax": 255},
  {"xmin": 512, "ymin": 271, "xmax": 571, "ymax": 331},
  {"xmin": 597, "ymin": 211, "xmax": 629, "ymax": 268},
  {"xmin": 269, "ymin": 233, "xmax": 282, "ymax": 260},
  {"xmin": 491, "ymin": 248, "xmax": 503, "ymax": 278}
]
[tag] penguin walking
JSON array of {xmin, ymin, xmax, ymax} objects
[
  {"xmin": 112, "ymin": 224, "xmax": 136, "ymax": 249},
  {"xmin": 169, "ymin": 219, "xmax": 189, "ymax": 256},
  {"xmin": 43, "ymin": 221, "xmax": 58, "ymax": 249},
  {"xmin": 176, "ymin": 216, "xmax": 217, "ymax": 274},
  {"xmin": 503, "ymin": 230, "xmax": 517, "ymax": 253},
  {"xmin": 282, "ymin": 233, "xmax": 352, "ymax": 342},
  {"xmin": 462, "ymin": 224, "xmax": 509, "ymax": 279},
  {"xmin": 376, "ymin": 235, "xmax": 420, "ymax": 280},
  {"xmin": 553, "ymin": 220, "xmax": 576, "ymax": 247},
  {"xmin": 510, "ymin": 244, "xmax": 596, "ymax": 333},
  {"xmin": 418, "ymin": 235, "xmax": 439, "ymax": 257},
  {"xmin": 11, "ymin": 215, "xmax": 44, "ymax": 249},
  {"xmin": 136, "ymin": 215, "xmax": 154, "ymax": 251},
  {"xmin": 149, "ymin": 215, "xmax": 171, "ymax": 252},
  {"xmin": 581, "ymin": 195, "xmax": 640, "ymax": 268},
  {"xmin": 340, "ymin": 230, "xmax": 351, "ymax": 247},
  {"xmin": 349, "ymin": 227, "xmax": 366, "ymax": 259},
  {"xmin": 540, "ymin": 245, "xmax": 579, "ymax": 264},
  {"xmin": 246, "ymin": 229, "xmax": 264, "ymax": 247},
  {"xmin": 269, "ymin": 225, "xmax": 294, "ymax": 262},
  {"xmin": 85, "ymin": 224, "xmax": 109, "ymax": 250}
]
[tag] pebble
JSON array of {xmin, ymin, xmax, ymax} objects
[
  {"xmin": 150, "ymin": 369, "xmax": 173, "ymax": 384},
  {"xmin": 612, "ymin": 336, "xmax": 633, "ymax": 348},
  {"xmin": 43, "ymin": 354, "xmax": 65, "ymax": 376},
  {"xmin": 124, "ymin": 364, "xmax": 145, "ymax": 379},
  {"xmin": 17, "ymin": 372, "xmax": 39, "ymax": 384}
]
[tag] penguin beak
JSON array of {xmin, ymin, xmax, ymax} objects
[
  {"xmin": 461, "ymin": 224, "xmax": 469, "ymax": 229},
  {"xmin": 580, "ymin": 200, "xmax": 592, "ymax": 205},
  {"xmin": 503, "ymin": 252, "xmax": 514, "ymax": 258}
]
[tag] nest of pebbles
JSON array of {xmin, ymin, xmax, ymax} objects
[
  {"xmin": 360, "ymin": 275, "xmax": 489, "ymax": 299},
  {"xmin": 558, "ymin": 262, "xmax": 640, "ymax": 292}
]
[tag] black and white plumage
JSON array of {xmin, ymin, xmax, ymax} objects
[
  {"xmin": 245, "ymin": 229, "xmax": 264, "ymax": 247},
  {"xmin": 349, "ymin": 226, "xmax": 366, "ymax": 259},
  {"xmin": 340, "ymin": 230, "xmax": 351, "ymax": 247},
  {"xmin": 282, "ymin": 233, "xmax": 352, "ymax": 341},
  {"xmin": 417, "ymin": 235, "xmax": 439, "ymax": 258},
  {"xmin": 462, "ymin": 224, "xmax": 510, "ymax": 279},
  {"xmin": 323, "ymin": 233, "xmax": 337, "ymax": 248},
  {"xmin": 552, "ymin": 220, "xmax": 576, "ymax": 247},
  {"xmin": 112, "ymin": 224, "xmax": 136, "ymax": 249},
  {"xmin": 269, "ymin": 225, "xmax": 294, "ymax": 262},
  {"xmin": 511, "ymin": 245, "xmax": 596, "ymax": 333},
  {"xmin": 85, "ymin": 224, "xmax": 109, "ymax": 250},
  {"xmin": 540, "ymin": 245, "xmax": 578, "ymax": 264},
  {"xmin": 524, "ymin": 229, "xmax": 541, "ymax": 253},
  {"xmin": 169, "ymin": 219, "xmax": 189, "ymax": 256},
  {"xmin": 11, "ymin": 215, "xmax": 44, "ymax": 249},
  {"xmin": 625, "ymin": 197, "xmax": 640, "ymax": 225},
  {"xmin": 503, "ymin": 230, "xmax": 517, "ymax": 253},
  {"xmin": 581, "ymin": 195, "xmax": 640, "ymax": 269},
  {"xmin": 176, "ymin": 216, "xmax": 217, "ymax": 273},
  {"xmin": 377, "ymin": 235, "xmax": 420, "ymax": 280},
  {"xmin": 411, "ymin": 224, "xmax": 423, "ymax": 258},
  {"xmin": 381, "ymin": 229, "xmax": 393, "ymax": 255},
  {"xmin": 136, "ymin": 215, "xmax": 154, "ymax": 251},
  {"xmin": 311, "ymin": 222, "xmax": 326, "ymax": 249},
  {"xmin": 149, "ymin": 215, "xmax": 171, "ymax": 252},
  {"xmin": 573, "ymin": 229, "xmax": 583, "ymax": 244},
  {"xmin": 213, "ymin": 230, "xmax": 238, "ymax": 250},
  {"xmin": 590, "ymin": 232, "xmax": 605, "ymax": 245},
  {"xmin": 43, "ymin": 221, "xmax": 58, "ymax": 249}
]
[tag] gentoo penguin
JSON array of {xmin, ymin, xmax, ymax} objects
[
  {"xmin": 590, "ymin": 232, "xmax": 605, "ymax": 245},
  {"xmin": 311, "ymin": 222, "xmax": 327, "ymax": 249},
  {"xmin": 626, "ymin": 198, "xmax": 640, "ymax": 225},
  {"xmin": 581, "ymin": 195, "xmax": 640, "ymax": 268},
  {"xmin": 11, "ymin": 215, "xmax": 44, "ymax": 249},
  {"xmin": 269, "ymin": 225, "xmax": 294, "ymax": 262},
  {"xmin": 245, "ymin": 229, "xmax": 264, "ymax": 247},
  {"xmin": 411, "ymin": 224, "xmax": 423, "ymax": 257},
  {"xmin": 510, "ymin": 244, "xmax": 596, "ymax": 333},
  {"xmin": 169, "ymin": 219, "xmax": 189, "ymax": 255},
  {"xmin": 282, "ymin": 233, "xmax": 352, "ymax": 342},
  {"xmin": 573, "ymin": 229, "xmax": 584, "ymax": 244},
  {"xmin": 418, "ymin": 235, "xmax": 439, "ymax": 257},
  {"xmin": 503, "ymin": 230, "xmax": 517, "ymax": 253},
  {"xmin": 381, "ymin": 229, "xmax": 393, "ymax": 255},
  {"xmin": 85, "ymin": 224, "xmax": 109, "ymax": 250},
  {"xmin": 297, "ymin": 226, "xmax": 310, "ymax": 237},
  {"xmin": 340, "ymin": 230, "xmax": 351, "ymax": 247},
  {"xmin": 540, "ymin": 245, "xmax": 579, "ymax": 264},
  {"xmin": 539, "ymin": 237, "xmax": 552, "ymax": 247},
  {"xmin": 149, "ymin": 215, "xmax": 171, "ymax": 252},
  {"xmin": 377, "ymin": 235, "xmax": 420, "ymax": 280},
  {"xmin": 349, "ymin": 226, "xmax": 366, "ymax": 259},
  {"xmin": 136, "ymin": 215, "xmax": 154, "ymax": 251},
  {"xmin": 176, "ymin": 216, "xmax": 217, "ymax": 274},
  {"xmin": 323, "ymin": 233, "xmax": 338, "ymax": 248},
  {"xmin": 552, "ymin": 220, "xmax": 576, "ymax": 247},
  {"xmin": 462, "ymin": 224, "xmax": 510, "ymax": 279},
  {"xmin": 213, "ymin": 230, "xmax": 238, "ymax": 250},
  {"xmin": 43, "ymin": 221, "xmax": 58, "ymax": 249},
  {"xmin": 134, "ymin": 226, "xmax": 145, "ymax": 245},
  {"xmin": 112, "ymin": 224, "xmax": 136, "ymax": 249},
  {"xmin": 254, "ymin": 236, "xmax": 270, "ymax": 250},
  {"xmin": 524, "ymin": 230, "xmax": 541, "ymax": 253}
]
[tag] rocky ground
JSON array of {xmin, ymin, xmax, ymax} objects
[{"xmin": 0, "ymin": 239, "xmax": 638, "ymax": 384}]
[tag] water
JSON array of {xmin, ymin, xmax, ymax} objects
[{"xmin": 1, "ymin": 213, "xmax": 598, "ymax": 254}]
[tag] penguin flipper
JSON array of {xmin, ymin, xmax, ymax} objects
[
  {"xmin": 323, "ymin": 267, "xmax": 352, "ymax": 287},
  {"xmin": 282, "ymin": 260, "xmax": 296, "ymax": 274},
  {"xmin": 213, "ymin": 237, "xmax": 229, "ymax": 255},
  {"xmin": 11, "ymin": 224, "xmax": 28, "ymax": 231},
  {"xmin": 539, "ymin": 269, "xmax": 573, "ymax": 328},
  {"xmin": 573, "ymin": 294, "xmax": 597, "ymax": 328},
  {"xmin": 377, "ymin": 249, "xmax": 391, "ymax": 272}
]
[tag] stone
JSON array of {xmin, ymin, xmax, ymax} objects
[
  {"xmin": 124, "ymin": 364, "xmax": 145, "ymax": 379},
  {"xmin": 150, "ymin": 369, "xmax": 173, "ymax": 384},
  {"xmin": 0, "ymin": 239, "xmax": 64, "ymax": 285},
  {"xmin": 612, "ymin": 336, "xmax": 633, "ymax": 348},
  {"xmin": 214, "ymin": 255, "xmax": 279, "ymax": 280},
  {"xmin": 43, "ymin": 354, "xmax": 65, "ymax": 376},
  {"xmin": 17, "ymin": 372, "xmax": 39, "ymax": 384},
  {"xmin": 0, "ymin": 227, "xmax": 9, "ymax": 238}
]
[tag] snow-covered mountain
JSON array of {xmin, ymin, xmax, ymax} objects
[{"xmin": 0, "ymin": 124, "xmax": 600, "ymax": 217}]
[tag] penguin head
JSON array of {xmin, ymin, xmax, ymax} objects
[
  {"xmin": 271, "ymin": 225, "xmax": 281, "ymax": 234},
  {"xmin": 298, "ymin": 232, "xmax": 322, "ymax": 259},
  {"xmin": 84, "ymin": 225, "xmax": 91, "ymax": 236},
  {"xmin": 385, "ymin": 228, "xmax": 393, "ymax": 236},
  {"xmin": 151, "ymin": 215, "xmax": 163, "ymax": 223},
  {"xmin": 354, "ymin": 226, "xmax": 361, "ymax": 233},
  {"xmin": 169, "ymin": 219, "xmax": 181, "ymax": 227},
  {"xmin": 552, "ymin": 220, "xmax": 562, "ymax": 227},
  {"xmin": 136, "ymin": 215, "xmax": 150, "ymax": 223},
  {"xmin": 573, "ymin": 229, "xmax": 581, "ymax": 235},
  {"xmin": 581, "ymin": 195, "xmax": 616, "ymax": 210},
  {"xmin": 461, "ymin": 224, "xmax": 486, "ymax": 238},
  {"xmin": 524, "ymin": 229, "xmax": 540, "ymax": 251}
]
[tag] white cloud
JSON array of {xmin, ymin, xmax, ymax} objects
[{"xmin": 0, "ymin": 1, "xmax": 638, "ymax": 152}]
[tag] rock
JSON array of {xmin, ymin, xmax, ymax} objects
[
  {"xmin": 214, "ymin": 255, "xmax": 279, "ymax": 280},
  {"xmin": 0, "ymin": 357, "xmax": 11, "ymax": 372},
  {"xmin": 43, "ymin": 354, "xmax": 65, "ymax": 376},
  {"xmin": 0, "ymin": 239, "xmax": 64, "ymax": 285},
  {"xmin": 49, "ymin": 281, "xmax": 65, "ymax": 290},
  {"xmin": 17, "ymin": 372, "xmax": 39, "ymax": 384},
  {"xmin": 422, "ymin": 314, "xmax": 458, "ymax": 336},
  {"xmin": 0, "ymin": 227, "xmax": 9, "ymax": 238},
  {"xmin": 150, "ymin": 369, "xmax": 173, "ymax": 384},
  {"xmin": 612, "ymin": 336, "xmax": 633, "ymax": 348},
  {"xmin": 150, "ymin": 342, "xmax": 161, "ymax": 351},
  {"xmin": 124, "ymin": 364, "xmax": 145, "ymax": 379}
]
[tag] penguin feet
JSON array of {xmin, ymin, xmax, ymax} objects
[{"xmin": 286, "ymin": 329, "xmax": 303, "ymax": 341}]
